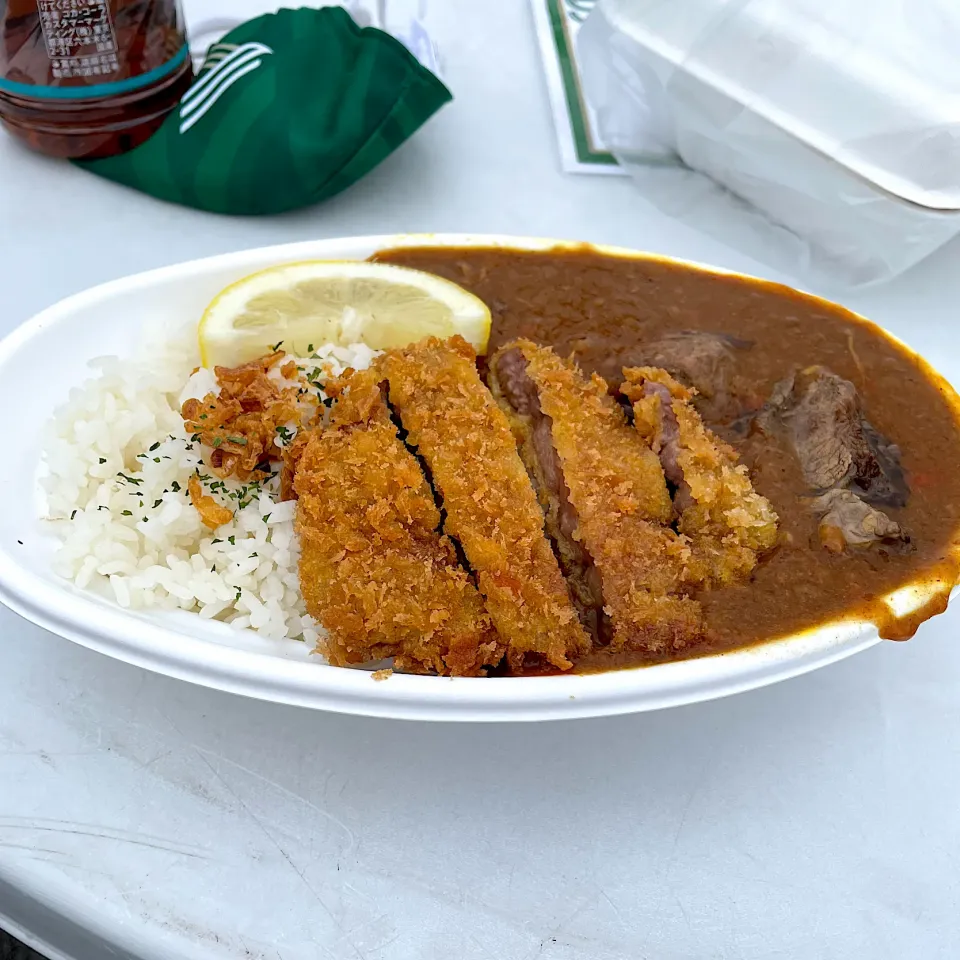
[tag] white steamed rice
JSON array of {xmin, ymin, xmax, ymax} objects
[{"xmin": 41, "ymin": 327, "xmax": 377, "ymax": 643}]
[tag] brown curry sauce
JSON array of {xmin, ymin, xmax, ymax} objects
[{"xmin": 374, "ymin": 245, "xmax": 960, "ymax": 665}]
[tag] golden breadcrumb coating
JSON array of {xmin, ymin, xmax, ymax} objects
[
  {"xmin": 294, "ymin": 370, "xmax": 503, "ymax": 676},
  {"xmin": 377, "ymin": 336, "xmax": 589, "ymax": 671},
  {"xmin": 624, "ymin": 367, "xmax": 779, "ymax": 586},
  {"xmin": 503, "ymin": 340, "xmax": 703, "ymax": 654}
]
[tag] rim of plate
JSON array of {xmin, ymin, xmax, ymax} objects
[{"xmin": 0, "ymin": 232, "xmax": 949, "ymax": 722}]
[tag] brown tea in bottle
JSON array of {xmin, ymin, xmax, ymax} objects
[{"xmin": 0, "ymin": 0, "xmax": 193, "ymax": 159}]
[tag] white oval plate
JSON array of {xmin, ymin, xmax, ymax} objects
[{"xmin": 0, "ymin": 234, "xmax": 952, "ymax": 721}]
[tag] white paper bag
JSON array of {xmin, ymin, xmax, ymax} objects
[{"xmin": 578, "ymin": 0, "xmax": 960, "ymax": 287}]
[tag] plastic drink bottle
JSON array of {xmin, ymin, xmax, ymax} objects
[{"xmin": 0, "ymin": 0, "xmax": 192, "ymax": 159}]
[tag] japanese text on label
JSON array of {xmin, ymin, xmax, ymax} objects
[{"xmin": 37, "ymin": 0, "xmax": 120, "ymax": 79}]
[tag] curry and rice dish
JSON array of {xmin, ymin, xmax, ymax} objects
[{"xmin": 43, "ymin": 246, "xmax": 960, "ymax": 676}]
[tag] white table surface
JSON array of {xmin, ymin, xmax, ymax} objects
[{"xmin": 3, "ymin": 2, "xmax": 960, "ymax": 958}]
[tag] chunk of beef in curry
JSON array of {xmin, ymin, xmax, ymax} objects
[
  {"xmin": 563, "ymin": 328, "xmax": 758, "ymax": 420},
  {"xmin": 755, "ymin": 366, "xmax": 910, "ymax": 553},
  {"xmin": 374, "ymin": 245, "xmax": 960, "ymax": 653},
  {"xmin": 763, "ymin": 366, "xmax": 908, "ymax": 506}
]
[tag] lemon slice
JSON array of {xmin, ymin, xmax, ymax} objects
[{"xmin": 198, "ymin": 260, "xmax": 492, "ymax": 368}]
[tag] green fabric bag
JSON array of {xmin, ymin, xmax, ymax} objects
[{"xmin": 77, "ymin": 6, "xmax": 452, "ymax": 215}]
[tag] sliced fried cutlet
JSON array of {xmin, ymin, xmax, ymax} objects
[
  {"xmin": 377, "ymin": 336, "xmax": 589, "ymax": 671},
  {"xmin": 489, "ymin": 339, "xmax": 704, "ymax": 655},
  {"xmin": 488, "ymin": 347, "xmax": 607, "ymax": 641},
  {"xmin": 294, "ymin": 369, "xmax": 503, "ymax": 676},
  {"xmin": 623, "ymin": 367, "xmax": 779, "ymax": 586}
]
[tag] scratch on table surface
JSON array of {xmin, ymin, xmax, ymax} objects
[
  {"xmin": 154, "ymin": 707, "xmax": 356, "ymax": 854},
  {"xmin": 0, "ymin": 816, "xmax": 214, "ymax": 860},
  {"xmin": 330, "ymin": 887, "xmax": 398, "ymax": 953},
  {"xmin": 0, "ymin": 841, "xmax": 118, "ymax": 878},
  {"xmin": 141, "ymin": 749, "xmax": 173, "ymax": 769},
  {"xmin": 519, "ymin": 895, "xmax": 595, "ymax": 960},
  {"xmin": 328, "ymin": 910, "xmax": 398, "ymax": 956},
  {"xmin": 191, "ymin": 749, "xmax": 369, "ymax": 960},
  {"xmin": 599, "ymin": 888, "xmax": 624, "ymax": 923},
  {"xmin": 321, "ymin": 768, "xmax": 336, "ymax": 803},
  {"xmin": 198, "ymin": 749, "xmax": 357, "ymax": 853},
  {"xmin": 0, "ymin": 840, "xmax": 79, "ymax": 857},
  {"xmin": 469, "ymin": 934, "xmax": 488, "ymax": 956},
  {"xmin": 670, "ymin": 785, "xmax": 700, "ymax": 857},
  {"xmin": 373, "ymin": 931, "xmax": 400, "ymax": 954},
  {"xmin": 664, "ymin": 751, "xmax": 718, "ymax": 877},
  {"xmin": 675, "ymin": 893, "xmax": 695, "ymax": 939}
]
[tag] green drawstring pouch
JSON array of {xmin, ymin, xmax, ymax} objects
[{"xmin": 77, "ymin": 6, "xmax": 451, "ymax": 215}]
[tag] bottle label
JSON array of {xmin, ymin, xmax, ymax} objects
[
  {"xmin": 37, "ymin": 0, "xmax": 120, "ymax": 80},
  {"xmin": 0, "ymin": 1, "xmax": 189, "ymax": 101}
]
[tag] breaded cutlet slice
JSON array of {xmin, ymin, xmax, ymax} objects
[
  {"xmin": 294, "ymin": 369, "xmax": 503, "ymax": 676},
  {"xmin": 623, "ymin": 366, "xmax": 779, "ymax": 586},
  {"xmin": 377, "ymin": 336, "xmax": 589, "ymax": 672},
  {"xmin": 490, "ymin": 340, "xmax": 704, "ymax": 655}
]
